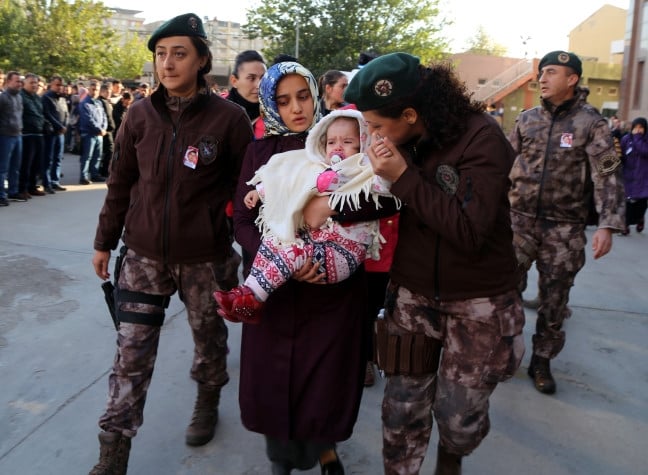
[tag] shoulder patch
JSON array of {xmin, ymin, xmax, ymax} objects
[
  {"xmin": 597, "ymin": 153, "xmax": 621, "ymax": 175},
  {"xmin": 436, "ymin": 164, "xmax": 459, "ymax": 194}
]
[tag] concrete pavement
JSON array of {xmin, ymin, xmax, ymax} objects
[{"xmin": 0, "ymin": 153, "xmax": 647, "ymax": 474}]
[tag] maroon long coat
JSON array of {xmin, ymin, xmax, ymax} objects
[{"xmin": 233, "ymin": 134, "xmax": 371, "ymax": 443}]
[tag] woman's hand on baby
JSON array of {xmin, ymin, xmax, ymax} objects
[
  {"xmin": 293, "ymin": 259, "xmax": 326, "ymax": 284},
  {"xmin": 368, "ymin": 134, "xmax": 408, "ymax": 182}
]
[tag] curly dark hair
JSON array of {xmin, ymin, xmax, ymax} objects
[{"xmin": 374, "ymin": 62, "xmax": 484, "ymax": 149}]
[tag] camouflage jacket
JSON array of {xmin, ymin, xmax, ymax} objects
[{"xmin": 508, "ymin": 88, "xmax": 625, "ymax": 229}]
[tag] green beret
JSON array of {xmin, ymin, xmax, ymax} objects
[
  {"xmin": 538, "ymin": 50, "xmax": 582, "ymax": 77},
  {"xmin": 344, "ymin": 52, "xmax": 421, "ymax": 111},
  {"xmin": 147, "ymin": 13, "xmax": 207, "ymax": 52}
]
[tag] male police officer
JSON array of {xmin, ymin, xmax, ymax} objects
[{"xmin": 508, "ymin": 51, "xmax": 625, "ymax": 394}]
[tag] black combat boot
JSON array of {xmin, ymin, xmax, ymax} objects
[
  {"xmin": 528, "ymin": 354, "xmax": 556, "ymax": 394},
  {"xmin": 88, "ymin": 431, "xmax": 131, "ymax": 475},
  {"xmin": 185, "ymin": 383, "xmax": 221, "ymax": 446},
  {"xmin": 434, "ymin": 444, "xmax": 462, "ymax": 475}
]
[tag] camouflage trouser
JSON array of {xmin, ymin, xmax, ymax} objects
[
  {"xmin": 381, "ymin": 284, "xmax": 525, "ymax": 474},
  {"xmin": 511, "ymin": 213, "xmax": 586, "ymax": 359},
  {"xmin": 98, "ymin": 249, "xmax": 240, "ymax": 437}
]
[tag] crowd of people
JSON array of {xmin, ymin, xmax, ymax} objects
[
  {"xmin": 2, "ymin": 11, "xmax": 645, "ymax": 475},
  {"xmin": 0, "ymin": 72, "xmax": 143, "ymax": 206}
]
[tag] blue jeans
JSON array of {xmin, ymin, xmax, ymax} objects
[
  {"xmin": 0, "ymin": 134, "xmax": 23, "ymax": 198},
  {"xmin": 44, "ymin": 133, "xmax": 65, "ymax": 186},
  {"xmin": 80, "ymin": 134, "xmax": 102, "ymax": 181}
]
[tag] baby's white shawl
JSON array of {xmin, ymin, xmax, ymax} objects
[{"xmin": 247, "ymin": 150, "xmax": 391, "ymax": 245}]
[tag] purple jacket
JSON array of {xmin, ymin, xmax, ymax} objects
[{"xmin": 621, "ymin": 131, "xmax": 648, "ymax": 199}]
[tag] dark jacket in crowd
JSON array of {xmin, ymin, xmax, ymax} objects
[
  {"xmin": 42, "ymin": 89, "xmax": 69, "ymax": 134},
  {"xmin": 98, "ymin": 96, "xmax": 116, "ymax": 133},
  {"xmin": 20, "ymin": 89, "xmax": 45, "ymax": 134},
  {"xmin": 0, "ymin": 88, "xmax": 23, "ymax": 136},
  {"xmin": 112, "ymin": 100, "xmax": 128, "ymax": 134}
]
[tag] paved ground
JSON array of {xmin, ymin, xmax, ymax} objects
[{"xmin": 0, "ymin": 153, "xmax": 647, "ymax": 474}]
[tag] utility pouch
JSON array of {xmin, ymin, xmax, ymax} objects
[{"xmin": 374, "ymin": 318, "xmax": 442, "ymax": 376}]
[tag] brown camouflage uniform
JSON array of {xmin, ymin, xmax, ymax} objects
[
  {"xmin": 381, "ymin": 283, "xmax": 525, "ymax": 474},
  {"xmin": 98, "ymin": 249, "xmax": 239, "ymax": 437},
  {"xmin": 509, "ymin": 88, "xmax": 625, "ymax": 359}
]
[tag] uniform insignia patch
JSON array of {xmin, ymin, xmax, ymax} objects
[
  {"xmin": 373, "ymin": 79, "xmax": 394, "ymax": 97},
  {"xmin": 597, "ymin": 153, "xmax": 621, "ymax": 175},
  {"xmin": 198, "ymin": 137, "xmax": 218, "ymax": 164},
  {"xmin": 436, "ymin": 164, "xmax": 459, "ymax": 194},
  {"xmin": 558, "ymin": 52, "xmax": 570, "ymax": 64},
  {"xmin": 188, "ymin": 16, "xmax": 199, "ymax": 32}
]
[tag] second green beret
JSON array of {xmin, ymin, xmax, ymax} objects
[
  {"xmin": 538, "ymin": 50, "xmax": 582, "ymax": 77},
  {"xmin": 344, "ymin": 52, "xmax": 421, "ymax": 111}
]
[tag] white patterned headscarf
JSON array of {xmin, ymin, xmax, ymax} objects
[{"xmin": 259, "ymin": 61, "xmax": 321, "ymax": 137}]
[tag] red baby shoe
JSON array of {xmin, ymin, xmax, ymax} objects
[
  {"xmin": 231, "ymin": 286, "xmax": 264, "ymax": 325},
  {"xmin": 213, "ymin": 287, "xmax": 243, "ymax": 323}
]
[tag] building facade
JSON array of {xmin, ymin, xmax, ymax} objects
[{"xmin": 620, "ymin": 0, "xmax": 648, "ymax": 121}]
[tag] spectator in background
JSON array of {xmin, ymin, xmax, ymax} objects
[
  {"xmin": 98, "ymin": 83, "xmax": 115, "ymax": 177},
  {"xmin": 66, "ymin": 84, "xmax": 83, "ymax": 154},
  {"xmin": 620, "ymin": 117, "xmax": 648, "ymax": 234},
  {"xmin": 318, "ymin": 70, "xmax": 349, "ymax": 116},
  {"xmin": 0, "ymin": 69, "xmax": 6, "ymax": 92},
  {"xmin": 347, "ymin": 50, "xmax": 380, "ymax": 81},
  {"xmin": 109, "ymin": 79, "xmax": 123, "ymax": 105},
  {"xmin": 134, "ymin": 82, "xmax": 150, "ymax": 101},
  {"xmin": 18, "ymin": 73, "xmax": 46, "ymax": 198},
  {"xmin": 78, "ymin": 81, "xmax": 107, "ymax": 184},
  {"xmin": 112, "ymin": 91, "xmax": 132, "ymax": 135},
  {"xmin": 42, "ymin": 74, "xmax": 69, "ymax": 192},
  {"xmin": 0, "ymin": 71, "xmax": 24, "ymax": 206},
  {"xmin": 225, "ymin": 50, "xmax": 267, "ymax": 139}
]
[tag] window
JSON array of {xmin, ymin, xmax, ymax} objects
[
  {"xmin": 528, "ymin": 81, "xmax": 538, "ymax": 91},
  {"xmin": 477, "ymin": 78, "xmax": 487, "ymax": 85}
]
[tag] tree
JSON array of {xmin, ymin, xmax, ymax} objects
[
  {"xmin": 111, "ymin": 34, "xmax": 152, "ymax": 80},
  {"xmin": 0, "ymin": 0, "xmax": 148, "ymax": 81},
  {"xmin": 465, "ymin": 26, "xmax": 508, "ymax": 56},
  {"xmin": 243, "ymin": 0, "xmax": 450, "ymax": 77}
]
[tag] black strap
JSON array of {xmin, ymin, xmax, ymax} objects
[
  {"xmin": 117, "ymin": 310, "xmax": 165, "ymax": 327},
  {"xmin": 119, "ymin": 289, "xmax": 170, "ymax": 308}
]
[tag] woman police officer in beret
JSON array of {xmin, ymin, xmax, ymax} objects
[
  {"xmin": 89, "ymin": 13, "xmax": 253, "ymax": 474},
  {"xmin": 339, "ymin": 53, "xmax": 526, "ymax": 474}
]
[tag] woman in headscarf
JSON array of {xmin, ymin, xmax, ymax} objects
[{"xmin": 233, "ymin": 61, "xmax": 389, "ymax": 474}]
